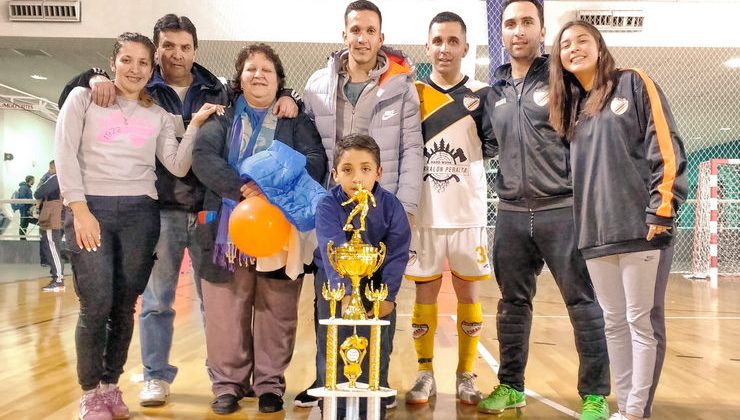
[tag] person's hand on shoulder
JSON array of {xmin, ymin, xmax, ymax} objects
[
  {"xmin": 89, "ymin": 75, "xmax": 116, "ymax": 108},
  {"xmin": 190, "ymin": 103, "xmax": 225, "ymax": 127},
  {"xmin": 273, "ymin": 95, "xmax": 298, "ymax": 119}
]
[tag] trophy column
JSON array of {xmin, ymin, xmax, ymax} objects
[{"xmin": 310, "ymin": 318, "xmax": 394, "ymax": 420}]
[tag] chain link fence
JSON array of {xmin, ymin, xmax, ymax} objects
[{"xmin": 197, "ymin": 1, "xmax": 738, "ymax": 274}]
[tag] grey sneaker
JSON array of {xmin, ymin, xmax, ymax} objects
[
  {"xmin": 405, "ymin": 371, "xmax": 436, "ymax": 404},
  {"xmin": 139, "ymin": 379, "xmax": 170, "ymax": 407},
  {"xmin": 456, "ymin": 371, "xmax": 483, "ymax": 405}
]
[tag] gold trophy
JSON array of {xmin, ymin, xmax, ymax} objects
[
  {"xmin": 325, "ymin": 183, "xmax": 386, "ymax": 388},
  {"xmin": 310, "ymin": 182, "xmax": 395, "ymax": 420},
  {"xmin": 326, "ymin": 183, "xmax": 386, "ymax": 321}
]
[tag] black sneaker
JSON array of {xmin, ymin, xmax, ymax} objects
[
  {"xmin": 42, "ymin": 280, "xmax": 65, "ymax": 292},
  {"xmin": 259, "ymin": 392, "xmax": 284, "ymax": 413},
  {"xmin": 294, "ymin": 382, "xmax": 320, "ymax": 407},
  {"xmin": 384, "ymin": 395, "xmax": 398, "ymax": 409},
  {"xmin": 211, "ymin": 393, "xmax": 240, "ymax": 414}
]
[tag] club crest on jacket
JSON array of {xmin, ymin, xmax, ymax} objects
[
  {"xmin": 610, "ymin": 97, "xmax": 629, "ymax": 115},
  {"xmin": 533, "ymin": 89, "xmax": 549, "ymax": 107}
]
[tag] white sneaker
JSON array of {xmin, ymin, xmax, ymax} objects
[
  {"xmin": 139, "ymin": 379, "xmax": 170, "ymax": 407},
  {"xmin": 405, "ymin": 371, "xmax": 436, "ymax": 404},
  {"xmin": 456, "ymin": 371, "xmax": 482, "ymax": 405},
  {"xmin": 608, "ymin": 413, "xmax": 628, "ymax": 420}
]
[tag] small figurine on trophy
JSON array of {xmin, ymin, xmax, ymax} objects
[{"xmin": 341, "ymin": 184, "xmax": 377, "ymax": 233}]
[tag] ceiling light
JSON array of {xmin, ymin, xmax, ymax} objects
[
  {"xmin": 30, "ymin": 74, "xmax": 47, "ymax": 80},
  {"xmin": 723, "ymin": 58, "xmax": 740, "ymax": 69},
  {"xmin": 719, "ymin": 127, "xmax": 732, "ymax": 131}
]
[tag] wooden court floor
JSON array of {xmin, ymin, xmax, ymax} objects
[{"xmin": 1, "ymin": 269, "xmax": 738, "ymax": 419}]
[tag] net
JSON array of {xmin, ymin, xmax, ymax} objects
[{"xmin": 690, "ymin": 159, "xmax": 740, "ymax": 285}]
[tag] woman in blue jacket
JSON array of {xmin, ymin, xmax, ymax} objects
[{"xmin": 548, "ymin": 21, "xmax": 687, "ymax": 420}]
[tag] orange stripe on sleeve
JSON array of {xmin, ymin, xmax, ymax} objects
[{"xmin": 630, "ymin": 68, "xmax": 676, "ymax": 218}]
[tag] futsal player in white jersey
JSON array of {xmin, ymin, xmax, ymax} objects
[{"xmin": 404, "ymin": 11, "xmax": 495, "ymax": 406}]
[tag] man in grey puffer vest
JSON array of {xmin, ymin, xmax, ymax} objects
[{"xmin": 296, "ymin": 1, "xmax": 423, "ymax": 417}]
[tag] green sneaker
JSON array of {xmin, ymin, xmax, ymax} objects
[
  {"xmin": 580, "ymin": 395, "xmax": 609, "ymax": 420},
  {"xmin": 477, "ymin": 384, "xmax": 526, "ymax": 414}
]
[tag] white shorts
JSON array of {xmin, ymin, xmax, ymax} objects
[{"xmin": 405, "ymin": 227, "xmax": 491, "ymax": 282}]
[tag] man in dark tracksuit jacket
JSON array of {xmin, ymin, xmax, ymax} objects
[{"xmin": 477, "ymin": 1, "xmax": 610, "ymax": 417}]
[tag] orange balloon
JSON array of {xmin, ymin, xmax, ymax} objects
[{"xmin": 228, "ymin": 196, "xmax": 291, "ymax": 257}]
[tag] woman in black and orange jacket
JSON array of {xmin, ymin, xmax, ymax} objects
[{"xmin": 548, "ymin": 21, "xmax": 687, "ymax": 420}]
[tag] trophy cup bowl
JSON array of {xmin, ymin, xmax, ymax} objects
[{"xmin": 327, "ymin": 239, "xmax": 386, "ymax": 320}]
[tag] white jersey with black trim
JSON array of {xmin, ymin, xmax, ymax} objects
[{"xmin": 415, "ymin": 76, "xmax": 490, "ymax": 228}]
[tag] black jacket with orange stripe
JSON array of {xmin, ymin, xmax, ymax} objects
[{"xmin": 570, "ymin": 69, "xmax": 687, "ymax": 260}]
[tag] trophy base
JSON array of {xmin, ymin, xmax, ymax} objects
[
  {"xmin": 307, "ymin": 382, "xmax": 396, "ymax": 398},
  {"xmin": 318, "ymin": 319, "xmax": 390, "ymax": 326},
  {"xmin": 308, "ymin": 383, "xmax": 396, "ymax": 420}
]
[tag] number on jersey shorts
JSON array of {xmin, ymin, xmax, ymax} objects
[{"xmin": 405, "ymin": 226, "xmax": 491, "ymax": 281}]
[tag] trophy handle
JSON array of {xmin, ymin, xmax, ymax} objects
[
  {"xmin": 372, "ymin": 242, "xmax": 386, "ymax": 274},
  {"xmin": 326, "ymin": 241, "xmax": 340, "ymax": 277}
]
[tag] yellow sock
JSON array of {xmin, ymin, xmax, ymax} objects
[
  {"xmin": 457, "ymin": 302, "xmax": 482, "ymax": 373},
  {"xmin": 412, "ymin": 303, "xmax": 437, "ymax": 371}
]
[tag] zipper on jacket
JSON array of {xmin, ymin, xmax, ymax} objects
[
  {"xmin": 529, "ymin": 208, "xmax": 535, "ymax": 238},
  {"xmin": 514, "ymin": 79, "xmax": 530, "ymax": 201}
]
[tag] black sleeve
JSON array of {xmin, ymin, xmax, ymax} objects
[
  {"xmin": 57, "ymin": 68, "xmax": 109, "ymax": 108},
  {"xmin": 192, "ymin": 115, "xmax": 244, "ymax": 202},
  {"xmin": 33, "ymin": 176, "xmax": 58, "ymax": 200},
  {"xmin": 277, "ymin": 88, "xmax": 304, "ymax": 113},
  {"xmin": 481, "ymin": 90, "xmax": 500, "ymax": 158},
  {"xmin": 292, "ymin": 113, "xmax": 327, "ymax": 184}
]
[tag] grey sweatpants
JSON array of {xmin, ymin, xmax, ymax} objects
[
  {"xmin": 202, "ymin": 265, "xmax": 303, "ymax": 398},
  {"xmin": 585, "ymin": 246, "xmax": 673, "ymax": 418}
]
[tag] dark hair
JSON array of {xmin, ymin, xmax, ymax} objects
[
  {"xmin": 502, "ymin": 0, "xmax": 544, "ymax": 27},
  {"xmin": 111, "ymin": 33, "xmax": 156, "ymax": 106},
  {"xmin": 49, "ymin": 160, "xmax": 55, "ymax": 165},
  {"xmin": 548, "ymin": 20, "xmax": 617, "ymax": 140},
  {"xmin": 345, "ymin": 0, "xmax": 382, "ymax": 28},
  {"xmin": 153, "ymin": 14, "xmax": 198, "ymax": 49},
  {"xmin": 334, "ymin": 134, "xmax": 381, "ymax": 169},
  {"xmin": 25, "ymin": 175, "xmax": 34, "ymax": 183},
  {"xmin": 429, "ymin": 11, "xmax": 467, "ymax": 34},
  {"xmin": 230, "ymin": 43, "xmax": 286, "ymax": 97}
]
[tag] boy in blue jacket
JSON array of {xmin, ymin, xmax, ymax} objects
[{"xmin": 316, "ymin": 134, "xmax": 411, "ymax": 418}]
